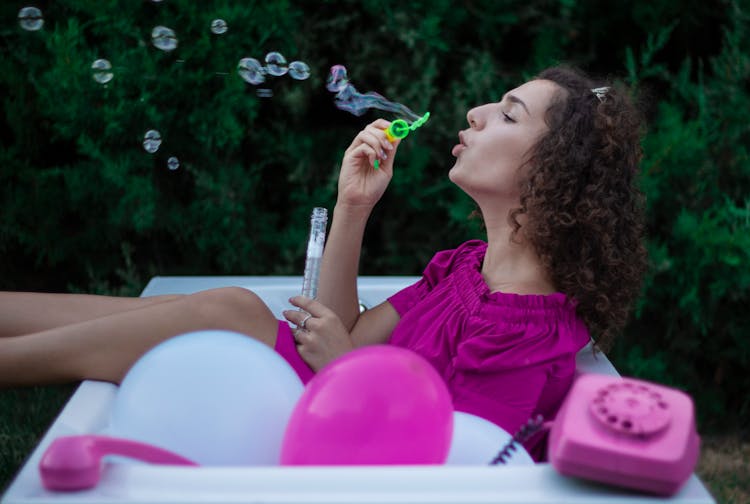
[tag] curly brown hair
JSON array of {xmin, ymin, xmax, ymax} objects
[{"xmin": 511, "ymin": 66, "xmax": 648, "ymax": 352}]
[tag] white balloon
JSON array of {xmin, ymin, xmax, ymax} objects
[
  {"xmin": 110, "ymin": 330, "xmax": 304, "ymax": 466},
  {"xmin": 446, "ymin": 411, "xmax": 535, "ymax": 466}
]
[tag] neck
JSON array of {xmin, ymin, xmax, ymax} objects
[{"xmin": 479, "ymin": 210, "xmax": 555, "ymax": 295}]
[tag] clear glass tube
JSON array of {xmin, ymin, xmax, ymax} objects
[{"xmin": 301, "ymin": 207, "xmax": 328, "ymax": 299}]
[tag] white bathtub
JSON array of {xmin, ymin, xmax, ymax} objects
[{"xmin": 1, "ymin": 276, "xmax": 715, "ymax": 504}]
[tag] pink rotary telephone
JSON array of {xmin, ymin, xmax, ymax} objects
[{"xmin": 548, "ymin": 373, "xmax": 700, "ymax": 496}]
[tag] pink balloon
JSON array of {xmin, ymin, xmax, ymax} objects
[{"xmin": 281, "ymin": 345, "xmax": 453, "ymax": 465}]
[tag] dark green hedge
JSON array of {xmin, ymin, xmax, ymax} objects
[{"xmin": 1, "ymin": 1, "xmax": 748, "ymax": 434}]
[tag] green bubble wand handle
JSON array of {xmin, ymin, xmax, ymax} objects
[{"xmin": 374, "ymin": 111, "xmax": 430, "ymax": 169}]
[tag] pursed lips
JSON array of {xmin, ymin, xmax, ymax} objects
[{"xmin": 452, "ymin": 131, "xmax": 467, "ymax": 157}]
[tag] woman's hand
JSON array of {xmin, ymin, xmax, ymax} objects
[
  {"xmin": 337, "ymin": 119, "xmax": 401, "ymax": 209},
  {"xmin": 283, "ymin": 296, "xmax": 355, "ymax": 372}
]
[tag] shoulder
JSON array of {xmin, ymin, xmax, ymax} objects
[
  {"xmin": 454, "ymin": 239, "xmax": 487, "ymax": 255},
  {"xmin": 427, "ymin": 240, "xmax": 486, "ymax": 271},
  {"xmin": 400, "ymin": 240, "xmax": 486, "ymax": 299}
]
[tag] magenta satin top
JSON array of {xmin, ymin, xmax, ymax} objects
[{"xmin": 387, "ymin": 240, "xmax": 590, "ymax": 458}]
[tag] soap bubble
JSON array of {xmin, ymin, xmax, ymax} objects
[
  {"xmin": 91, "ymin": 59, "xmax": 113, "ymax": 84},
  {"xmin": 151, "ymin": 26, "xmax": 178, "ymax": 51},
  {"xmin": 143, "ymin": 130, "xmax": 162, "ymax": 154},
  {"xmin": 18, "ymin": 7, "xmax": 44, "ymax": 31},
  {"xmin": 167, "ymin": 156, "xmax": 179, "ymax": 170},
  {"xmin": 288, "ymin": 61, "xmax": 310, "ymax": 80},
  {"xmin": 257, "ymin": 89, "xmax": 273, "ymax": 98},
  {"xmin": 264, "ymin": 52, "xmax": 288, "ymax": 77},
  {"xmin": 210, "ymin": 19, "xmax": 228, "ymax": 35},
  {"xmin": 326, "ymin": 64, "xmax": 349, "ymax": 92},
  {"xmin": 237, "ymin": 58, "xmax": 265, "ymax": 85}
]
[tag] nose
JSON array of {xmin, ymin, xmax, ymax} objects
[
  {"xmin": 466, "ymin": 109, "xmax": 477, "ymax": 128},
  {"xmin": 466, "ymin": 105, "xmax": 484, "ymax": 129}
]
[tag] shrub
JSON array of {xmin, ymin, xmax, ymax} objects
[{"xmin": 0, "ymin": 0, "xmax": 747, "ymax": 434}]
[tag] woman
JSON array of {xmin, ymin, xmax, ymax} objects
[
  {"xmin": 280, "ymin": 66, "xmax": 647, "ymax": 459},
  {"xmin": 1, "ymin": 66, "xmax": 646, "ymax": 458}
]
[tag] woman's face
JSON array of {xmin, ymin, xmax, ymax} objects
[{"xmin": 449, "ymin": 79, "xmax": 560, "ymax": 203}]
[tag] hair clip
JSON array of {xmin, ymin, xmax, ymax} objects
[{"xmin": 591, "ymin": 87, "xmax": 610, "ymax": 103}]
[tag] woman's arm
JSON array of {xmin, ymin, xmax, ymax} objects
[
  {"xmin": 316, "ymin": 119, "xmax": 400, "ymax": 330},
  {"xmin": 349, "ymin": 300, "xmax": 400, "ymax": 347},
  {"xmin": 316, "ymin": 203, "xmax": 372, "ymax": 331}
]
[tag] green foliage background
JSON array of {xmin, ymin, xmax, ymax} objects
[{"xmin": 1, "ymin": 0, "xmax": 748, "ymax": 437}]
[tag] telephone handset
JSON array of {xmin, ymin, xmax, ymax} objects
[
  {"xmin": 39, "ymin": 435, "xmax": 197, "ymax": 491},
  {"xmin": 548, "ymin": 373, "xmax": 700, "ymax": 496}
]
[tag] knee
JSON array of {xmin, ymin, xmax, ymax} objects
[{"xmin": 185, "ymin": 287, "xmax": 272, "ymax": 326}]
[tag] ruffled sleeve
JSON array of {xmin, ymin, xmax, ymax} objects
[
  {"xmin": 452, "ymin": 298, "xmax": 589, "ymax": 372},
  {"xmin": 387, "ymin": 240, "xmax": 484, "ymax": 316}
]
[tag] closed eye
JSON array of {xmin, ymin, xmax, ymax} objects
[{"xmin": 503, "ymin": 112, "xmax": 516, "ymax": 123}]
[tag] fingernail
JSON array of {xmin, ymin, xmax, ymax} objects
[{"xmin": 380, "ymin": 149, "xmax": 387, "ymax": 160}]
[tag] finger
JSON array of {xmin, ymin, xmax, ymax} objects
[
  {"xmin": 287, "ymin": 295, "xmax": 317, "ymax": 314},
  {"xmin": 359, "ymin": 130, "xmax": 390, "ymax": 160},
  {"xmin": 345, "ymin": 127, "xmax": 383, "ymax": 155},
  {"xmin": 363, "ymin": 124, "xmax": 399, "ymax": 152},
  {"xmin": 349, "ymin": 121, "xmax": 397, "ymax": 152},
  {"xmin": 348, "ymin": 143, "xmax": 379, "ymax": 167},
  {"xmin": 288, "ymin": 296, "xmax": 331, "ymax": 317},
  {"xmin": 368, "ymin": 118, "xmax": 392, "ymax": 130},
  {"xmin": 293, "ymin": 327, "xmax": 310, "ymax": 345},
  {"xmin": 282, "ymin": 309, "xmax": 312, "ymax": 327}
]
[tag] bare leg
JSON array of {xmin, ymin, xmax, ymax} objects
[
  {"xmin": 0, "ymin": 292, "xmax": 184, "ymax": 337},
  {"xmin": 0, "ymin": 287, "xmax": 280, "ymax": 387}
]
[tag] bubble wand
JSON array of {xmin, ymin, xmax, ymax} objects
[
  {"xmin": 301, "ymin": 207, "xmax": 328, "ymax": 300},
  {"xmin": 375, "ymin": 112, "xmax": 430, "ymax": 169},
  {"xmin": 326, "ymin": 65, "xmax": 430, "ymax": 168}
]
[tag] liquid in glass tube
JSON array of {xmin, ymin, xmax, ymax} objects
[{"xmin": 301, "ymin": 207, "xmax": 327, "ymax": 299}]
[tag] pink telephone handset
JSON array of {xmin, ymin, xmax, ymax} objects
[
  {"xmin": 39, "ymin": 434, "xmax": 198, "ymax": 491},
  {"xmin": 548, "ymin": 374, "xmax": 700, "ymax": 496}
]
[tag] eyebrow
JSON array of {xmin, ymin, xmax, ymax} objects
[{"xmin": 504, "ymin": 93, "xmax": 531, "ymax": 116}]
